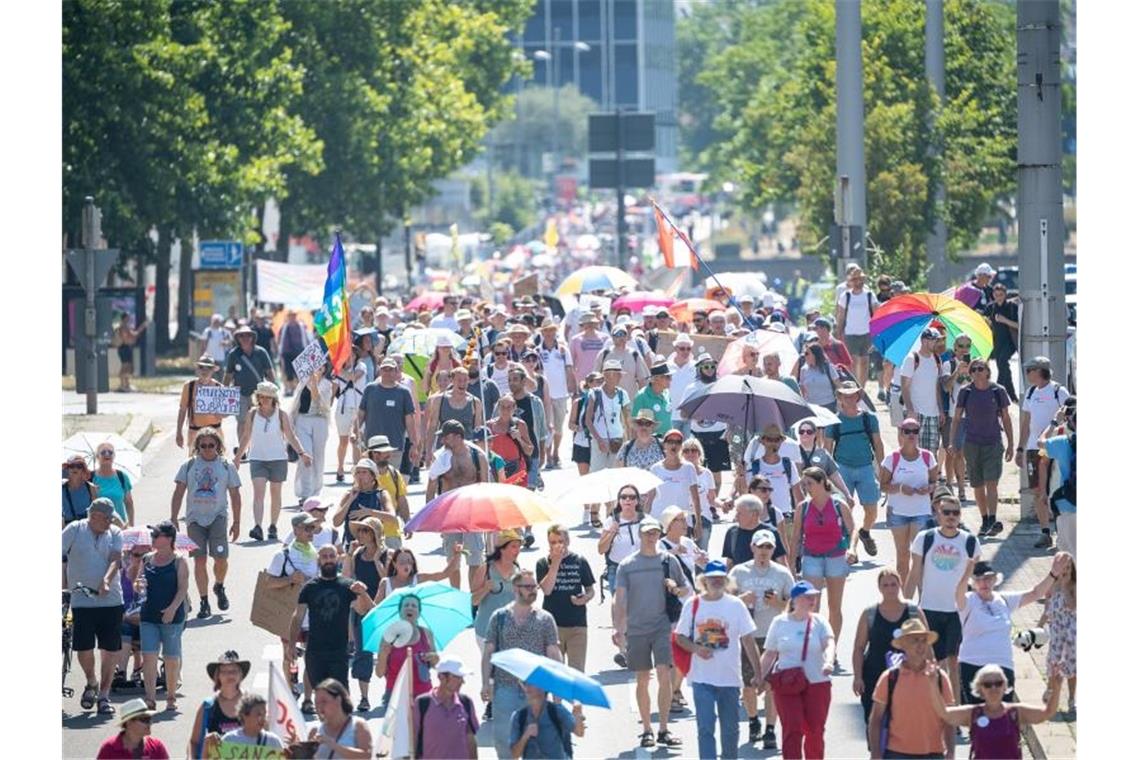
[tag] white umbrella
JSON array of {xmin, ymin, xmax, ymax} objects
[
  {"xmin": 62, "ymin": 432, "xmax": 142, "ymax": 481},
  {"xmin": 802, "ymin": 404, "xmax": 841, "ymax": 428},
  {"xmin": 550, "ymin": 467, "xmax": 663, "ymax": 509}
]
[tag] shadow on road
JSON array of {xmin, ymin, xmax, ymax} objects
[{"xmin": 184, "ymin": 616, "xmax": 234, "ymax": 631}]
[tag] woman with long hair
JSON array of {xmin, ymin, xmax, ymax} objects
[
  {"xmin": 487, "ymin": 395, "xmax": 532, "ymax": 486},
  {"xmin": 187, "ymin": 651, "xmax": 249, "ymax": 758},
  {"xmin": 794, "ymin": 343, "xmax": 841, "ymax": 411},
  {"xmin": 471, "ymin": 530, "xmax": 523, "ymax": 648},
  {"xmin": 310, "ymin": 678, "xmax": 372, "ymax": 758},
  {"xmin": 373, "ymin": 596, "xmax": 438, "ymax": 713},
  {"xmin": 681, "ymin": 437, "xmax": 722, "ymax": 543},
  {"xmin": 1041, "ymin": 554, "xmax": 1077, "ymax": 716},
  {"xmin": 332, "ymin": 460, "xmax": 396, "ymax": 551},
  {"xmin": 133, "ymin": 521, "xmax": 188, "ymax": 712},
  {"xmin": 291, "ymin": 362, "xmax": 333, "ymax": 505},
  {"xmin": 788, "ymin": 467, "xmax": 857, "ymax": 656},
  {"xmin": 332, "ymin": 346, "xmax": 367, "ymax": 483},
  {"xmin": 425, "ymin": 344, "xmax": 463, "ymax": 399},
  {"xmin": 343, "ymin": 517, "xmax": 391, "ymax": 713}
]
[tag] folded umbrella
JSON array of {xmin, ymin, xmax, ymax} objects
[
  {"xmin": 678, "ymin": 375, "xmax": 815, "ymax": 433},
  {"xmin": 405, "ymin": 483, "xmax": 560, "ymax": 533},
  {"xmin": 490, "ymin": 648, "xmax": 611, "ymax": 708},
  {"xmin": 361, "ymin": 581, "xmax": 472, "ymax": 652}
]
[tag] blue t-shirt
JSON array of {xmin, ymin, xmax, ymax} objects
[
  {"xmin": 1043, "ymin": 435, "xmax": 1075, "ymax": 514},
  {"xmin": 92, "ymin": 471, "xmax": 132, "ymax": 522},
  {"xmin": 826, "ymin": 411, "xmax": 880, "ymax": 467},
  {"xmin": 509, "ymin": 701, "xmax": 575, "ymax": 759}
]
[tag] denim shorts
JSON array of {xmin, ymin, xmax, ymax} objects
[
  {"xmin": 139, "ymin": 621, "xmax": 184, "ymax": 658},
  {"xmin": 886, "ymin": 507, "xmax": 931, "ymax": 529},
  {"xmin": 800, "ymin": 553, "xmax": 850, "ymax": 578},
  {"xmin": 837, "ymin": 462, "xmax": 881, "ymax": 504}
]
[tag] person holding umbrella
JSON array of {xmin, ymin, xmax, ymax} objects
[
  {"xmin": 689, "ymin": 353, "xmax": 731, "ymax": 492},
  {"xmin": 510, "ymin": 683, "xmax": 586, "ymax": 759},
  {"xmin": 372, "ymin": 595, "xmax": 439, "ymax": 712}
]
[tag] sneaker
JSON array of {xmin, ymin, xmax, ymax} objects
[
  {"xmin": 613, "ymin": 651, "xmax": 628, "ymax": 669},
  {"xmin": 301, "ymin": 699, "xmax": 316, "ymax": 715},
  {"xmin": 249, "ymin": 525, "xmax": 264, "ymax": 542},
  {"xmin": 196, "ymin": 599, "xmax": 212, "ymax": 620},
  {"xmin": 523, "ymin": 532, "xmax": 536, "ymax": 549},
  {"xmin": 762, "ymin": 726, "xmax": 778, "ymax": 750},
  {"xmin": 408, "ymin": 472, "xmax": 421, "ymax": 485},
  {"xmin": 859, "ymin": 529, "xmax": 878, "ymax": 556},
  {"xmin": 748, "ymin": 718, "xmax": 763, "ymax": 743},
  {"xmin": 356, "ymin": 696, "xmax": 370, "ymax": 713},
  {"xmin": 1034, "ymin": 532, "xmax": 1053, "ymax": 549},
  {"xmin": 213, "ymin": 583, "xmax": 229, "ymax": 611},
  {"xmin": 482, "ymin": 702, "xmax": 493, "ymax": 721},
  {"xmin": 990, "ymin": 520, "xmax": 1004, "ymax": 536},
  {"xmin": 267, "ymin": 525, "xmax": 278, "ymax": 541}
]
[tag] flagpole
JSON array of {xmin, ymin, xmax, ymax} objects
[
  {"xmin": 406, "ymin": 646, "xmax": 416, "ymax": 760},
  {"xmin": 649, "ymin": 198, "xmax": 755, "ymax": 327}
]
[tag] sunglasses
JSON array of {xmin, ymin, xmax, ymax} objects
[
  {"xmin": 941, "ymin": 509, "xmax": 961, "ymax": 516},
  {"xmin": 131, "ymin": 716, "xmax": 153, "ymax": 725},
  {"xmin": 98, "ymin": 450, "xmax": 114, "ymax": 457},
  {"xmin": 676, "ymin": 346, "xmax": 691, "ymax": 351},
  {"xmin": 494, "ymin": 351, "xmax": 507, "ymax": 357},
  {"xmin": 699, "ymin": 363, "xmax": 716, "ymax": 370},
  {"xmin": 619, "ymin": 493, "xmax": 639, "ymax": 500},
  {"xmin": 682, "ymin": 448, "xmax": 700, "ymax": 454},
  {"xmin": 798, "ymin": 428, "xmax": 815, "ymax": 435},
  {"xmin": 198, "ymin": 443, "xmax": 217, "ymax": 450},
  {"xmin": 762, "ymin": 436, "xmax": 783, "ymax": 443},
  {"xmin": 131, "ymin": 552, "xmax": 147, "ymax": 559},
  {"xmin": 980, "ymin": 680, "xmax": 1006, "ymax": 689},
  {"xmin": 67, "ymin": 464, "xmax": 86, "ymax": 471},
  {"xmin": 752, "ymin": 485, "xmax": 773, "ymax": 492},
  {"xmin": 970, "ymin": 366, "xmax": 987, "ymax": 373},
  {"xmin": 901, "ymin": 428, "xmax": 920, "ymax": 435}
]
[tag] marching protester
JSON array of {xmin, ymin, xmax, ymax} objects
[
  {"xmin": 309, "ymin": 678, "xmax": 373, "ymax": 758},
  {"xmin": 795, "ymin": 342, "xmax": 842, "ymax": 411},
  {"xmin": 374, "ymin": 546, "xmax": 462, "ymax": 604},
  {"xmin": 722, "ymin": 492, "xmax": 788, "ymax": 569},
  {"xmin": 899, "ymin": 328, "xmax": 949, "ymax": 454},
  {"xmin": 851, "ymin": 568, "xmax": 926, "ymax": 723},
  {"xmin": 265, "ymin": 513, "xmax": 321, "ymax": 710},
  {"xmin": 343, "ymin": 516, "xmax": 391, "ymax": 712},
  {"xmin": 1038, "ymin": 398, "xmax": 1077, "ymax": 558},
  {"xmin": 473, "ymin": 530, "xmax": 524, "ymax": 654},
  {"xmin": 63, "ymin": 454, "xmax": 99, "ymax": 527},
  {"xmin": 835, "ymin": 266, "xmax": 876, "ymax": 387},
  {"xmin": 825, "ymin": 381, "xmax": 883, "ymax": 556},
  {"xmin": 201, "ymin": 693, "xmax": 286, "ymax": 754},
  {"xmin": 1017, "ymin": 356, "xmax": 1070, "ymax": 548},
  {"xmin": 188, "ymin": 651, "xmax": 250, "ymax": 759},
  {"xmin": 92, "ymin": 441, "xmax": 135, "ymax": 526},
  {"xmin": 584, "ymin": 359, "xmax": 632, "ymax": 473},
  {"xmin": 426, "ymin": 419, "xmax": 492, "ymax": 587},
  {"xmin": 133, "ymin": 520, "xmax": 189, "ymax": 712},
  {"xmin": 222, "ymin": 325, "xmax": 276, "ymax": 450},
  {"xmin": 357, "ymin": 355, "xmax": 419, "ymax": 473},
  {"xmin": 176, "ymin": 356, "xmax": 224, "ymax": 452},
  {"xmin": 291, "ymin": 362, "xmax": 333, "ymax": 505},
  {"xmin": 509, "ymin": 684, "xmax": 586, "ymax": 759},
  {"xmin": 332, "ymin": 347, "xmax": 368, "ymax": 482},
  {"xmin": 943, "ymin": 335, "xmax": 975, "ymax": 500},
  {"xmin": 984, "ymin": 281, "xmax": 1020, "ymax": 402},
  {"xmin": 96, "ymin": 699, "xmax": 169, "ymax": 759},
  {"xmin": 597, "ymin": 482, "xmax": 646, "ymax": 628},
  {"xmin": 690, "ymin": 352, "xmax": 731, "ymax": 492},
  {"xmin": 1042, "ymin": 554, "xmax": 1077, "ymax": 717},
  {"xmin": 366, "ymin": 435, "xmax": 412, "ymax": 524},
  {"xmin": 536, "ymin": 525, "xmax": 596, "ymax": 672},
  {"xmin": 234, "ymin": 381, "xmax": 312, "ymax": 542},
  {"xmin": 414, "ymin": 659, "xmax": 481, "ymax": 760},
  {"xmin": 666, "ymin": 333, "xmax": 697, "ymax": 437},
  {"xmin": 618, "ymin": 409, "xmax": 667, "ymax": 471},
  {"xmin": 332, "ymin": 459, "xmax": 393, "ymax": 551},
  {"xmin": 879, "ymin": 417, "xmax": 939, "ymax": 585},
  {"xmin": 369, "ymin": 594, "xmax": 439, "ymax": 713}
]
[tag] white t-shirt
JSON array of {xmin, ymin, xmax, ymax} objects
[
  {"xmin": 674, "ymin": 594, "xmax": 757, "ymax": 687},
  {"xmin": 602, "ymin": 515, "xmax": 642, "ymax": 565},
  {"xmin": 202, "ymin": 326, "xmax": 231, "ymax": 363},
  {"xmin": 881, "ymin": 449, "xmax": 936, "ymax": 517},
  {"xmin": 958, "ymin": 591, "xmax": 1025, "ymax": 669},
  {"xmin": 839, "ymin": 288, "xmax": 874, "ymax": 335},
  {"xmin": 728, "ymin": 561, "xmax": 796, "ymax": 636},
  {"xmin": 538, "ymin": 343, "xmax": 573, "ymax": 399},
  {"xmin": 910, "ymin": 528, "xmax": 980, "ymax": 612},
  {"xmin": 763, "ymin": 613, "xmax": 834, "ymax": 684},
  {"xmin": 667, "ymin": 359, "xmax": 698, "ymax": 419},
  {"xmin": 591, "ymin": 387, "xmax": 629, "ymax": 440},
  {"xmin": 266, "ymin": 542, "xmax": 320, "ymax": 579},
  {"xmin": 691, "ymin": 415, "xmax": 727, "ymax": 434},
  {"xmin": 694, "ymin": 468, "xmax": 717, "ymax": 522},
  {"xmin": 280, "ymin": 525, "xmax": 337, "ymax": 549},
  {"xmin": 744, "ymin": 451, "xmax": 801, "ymax": 515},
  {"xmin": 899, "ymin": 352, "xmax": 949, "ymax": 417},
  {"xmin": 1022, "ymin": 382, "xmax": 1070, "ymax": 451},
  {"xmin": 649, "ymin": 461, "xmax": 699, "ymax": 520},
  {"xmin": 743, "ymin": 436, "xmax": 799, "ymax": 466}
]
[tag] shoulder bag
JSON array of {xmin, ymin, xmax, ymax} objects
[{"xmin": 766, "ymin": 614, "xmax": 813, "ymax": 695}]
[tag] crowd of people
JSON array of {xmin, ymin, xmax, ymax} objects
[{"xmin": 63, "ymin": 255, "xmax": 1077, "ymax": 759}]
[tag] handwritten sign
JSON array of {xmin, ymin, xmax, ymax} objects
[
  {"xmin": 250, "ymin": 571, "xmax": 302, "ymax": 640},
  {"xmin": 210, "ymin": 741, "xmax": 284, "ymax": 759},
  {"xmin": 291, "ymin": 341, "xmax": 327, "ymax": 385},
  {"xmin": 194, "ymin": 386, "xmax": 242, "ymax": 416}
]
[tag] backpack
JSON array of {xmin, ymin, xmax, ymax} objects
[
  {"xmin": 888, "ymin": 449, "xmax": 936, "ymax": 478},
  {"xmin": 919, "ymin": 528, "xmax": 977, "ymax": 564},
  {"xmin": 958, "ymin": 384, "xmax": 1004, "ymax": 411},
  {"xmin": 863, "ymin": 603, "xmax": 921, "ymax": 645},
  {"xmin": 417, "ymin": 692, "xmax": 478, "ymax": 758},
  {"xmin": 662, "ymin": 555, "xmax": 683, "ymax": 623},
  {"xmin": 750, "ymin": 455, "xmax": 796, "ymax": 507},
  {"xmin": 878, "ymin": 667, "xmax": 902, "ymax": 756},
  {"xmin": 275, "ymin": 546, "xmax": 297, "ymax": 578},
  {"xmin": 1025, "ymin": 382, "xmax": 1061, "ymax": 403},
  {"xmin": 832, "ymin": 412, "xmax": 875, "ymax": 448},
  {"xmin": 512, "ymin": 700, "xmax": 573, "ymax": 758},
  {"xmin": 89, "ymin": 469, "xmax": 128, "ymax": 491},
  {"xmin": 798, "ymin": 497, "xmax": 849, "ymax": 557},
  {"xmin": 1050, "ymin": 433, "xmax": 1076, "ymax": 509},
  {"xmin": 62, "ymin": 481, "xmax": 99, "ymax": 524},
  {"xmin": 843, "ymin": 290, "xmax": 874, "ymax": 315},
  {"xmin": 575, "ymin": 391, "xmax": 592, "ymax": 441}
]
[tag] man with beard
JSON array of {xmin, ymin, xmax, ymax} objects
[{"xmin": 286, "ymin": 544, "xmax": 371, "ymax": 712}]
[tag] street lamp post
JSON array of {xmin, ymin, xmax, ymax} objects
[{"xmin": 534, "ymin": 33, "xmax": 590, "ymax": 207}]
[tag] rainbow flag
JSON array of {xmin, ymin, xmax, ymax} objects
[{"xmin": 314, "ymin": 233, "xmax": 352, "ymax": 370}]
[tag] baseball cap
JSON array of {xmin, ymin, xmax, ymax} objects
[
  {"xmin": 1024, "ymin": 356, "xmax": 1051, "ymax": 371},
  {"xmin": 291, "ymin": 513, "xmax": 319, "ymax": 529},
  {"xmin": 639, "ymin": 518, "xmax": 663, "ymax": 534},
  {"xmin": 662, "ymin": 429, "xmax": 684, "ymax": 443},
  {"xmin": 88, "ymin": 497, "xmax": 115, "ymax": 517},
  {"xmin": 702, "ymin": 560, "xmax": 729, "ymax": 578},
  {"xmin": 302, "ymin": 498, "xmax": 328, "ymax": 513},
  {"xmin": 813, "ymin": 317, "xmax": 833, "ymax": 330},
  {"xmin": 789, "ymin": 580, "xmax": 821, "ymax": 600},
  {"xmin": 751, "ymin": 530, "xmax": 777, "ymax": 547},
  {"xmin": 920, "ymin": 327, "xmax": 942, "ymax": 340},
  {"xmin": 975, "ymin": 263, "xmax": 996, "ymax": 276}
]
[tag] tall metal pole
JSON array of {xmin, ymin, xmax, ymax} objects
[
  {"xmin": 924, "ymin": 0, "xmax": 948, "ymax": 289},
  {"xmin": 615, "ymin": 109, "xmax": 626, "ymax": 268},
  {"xmin": 82, "ymin": 197, "xmax": 99, "ymax": 414},
  {"xmin": 553, "ymin": 27, "xmax": 561, "ymax": 198},
  {"xmin": 835, "ymin": 0, "xmax": 867, "ymax": 269},
  {"xmin": 1016, "ymin": 0, "xmax": 1065, "ymax": 518}
]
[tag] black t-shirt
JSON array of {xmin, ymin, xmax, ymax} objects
[
  {"xmin": 513, "ymin": 392, "xmax": 540, "ymax": 450},
  {"xmin": 253, "ymin": 324, "xmax": 276, "ymax": 357},
  {"xmin": 985, "ymin": 300, "xmax": 1019, "ymax": 351},
  {"xmin": 721, "ymin": 518, "xmax": 787, "ymax": 565},
  {"xmin": 297, "ymin": 577, "xmax": 356, "ymax": 653},
  {"xmin": 536, "ymin": 552, "xmax": 596, "ymax": 628},
  {"xmin": 224, "ymin": 346, "xmax": 275, "ymax": 395}
]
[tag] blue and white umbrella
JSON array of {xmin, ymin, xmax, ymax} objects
[{"xmin": 490, "ymin": 649, "xmax": 611, "ymax": 708}]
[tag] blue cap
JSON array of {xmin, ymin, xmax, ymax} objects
[
  {"xmin": 702, "ymin": 560, "xmax": 729, "ymax": 578},
  {"xmin": 789, "ymin": 580, "xmax": 821, "ymax": 600}
]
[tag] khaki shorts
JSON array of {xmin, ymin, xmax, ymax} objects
[
  {"xmin": 550, "ymin": 397, "xmax": 569, "ymax": 431},
  {"xmin": 558, "ymin": 626, "xmax": 588, "ymax": 672},
  {"xmin": 964, "ymin": 442, "xmax": 1003, "ymax": 486},
  {"xmin": 186, "ymin": 514, "xmax": 229, "ymax": 559},
  {"xmin": 846, "ymin": 333, "xmax": 872, "ymax": 357}
]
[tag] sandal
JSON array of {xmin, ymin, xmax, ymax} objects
[
  {"xmin": 640, "ymin": 731, "xmax": 656, "ymax": 748},
  {"xmin": 165, "ymin": 698, "xmax": 178, "ymax": 712},
  {"xmin": 97, "ymin": 697, "xmax": 116, "ymax": 715},
  {"xmin": 145, "ymin": 699, "xmax": 156, "ymax": 711},
  {"xmin": 590, "ymin": 515, "xmax": 603, "ymax": 529},
  {"xmin": 657, "ymin": 730, "xmax": 683, "ymax": 748},
  {"xmin": 80, "ymin": 684, "xmax": 98, "ymax": 710}
]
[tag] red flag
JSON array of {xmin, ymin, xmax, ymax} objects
[
  {"xmin": 654, "ymin": 205, "xmax": 675, "ymax": 268},
  {"xmin": 677, "ymin": 228, "xmax": 700, "ymax": 270}
]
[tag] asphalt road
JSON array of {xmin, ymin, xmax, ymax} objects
[{"xmin": 61, "ymin": 386, "xmax": 973, "ymax": 759}]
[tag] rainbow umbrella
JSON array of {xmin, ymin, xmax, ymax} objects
[
  {"xmin": 405, "ymin": 483, "xmax": 560, "ymax": 533},
  {"xmin": 555, "ymin": 266, "xmax": 638, "ymax": 296},
  {"xmin": 871, "ymin": 293, "xmax": 993, "ymax": 366},
  {"xmin": 612, "ymin": 291, "xmax": 676, "ymax": 313}
]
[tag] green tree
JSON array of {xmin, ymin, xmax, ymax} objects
[
  {"xmin": 471, "ymin": 169, "xmax": 540, "ymax": 234},
  {"xmin": 486, "ymin": 85, "xmax": 599, "ymax": 178},
  {"xmin": 693, "ymin": 0, "xmax": 1016, "ymax": 285}
]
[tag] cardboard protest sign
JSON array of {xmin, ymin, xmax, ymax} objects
[
  {"xmin": 512, "ymin": 273, "xmax": 539, "ymax": 297},
  {"xmin": 656, "ymin": 330, "xmax": 735, "ymax": 362},
  {"xmin": 194, "ymin": 386, "xmax": 242, "ymax": 416},
  {"xmin": 291, "ymin": 341, "xmax": 326, "ymax": 385},
  {"xmin": 209, "ymin": 741, "xmax": 284, "ymax": 759},
  {"xmin": 249, "ymin": 571, "xmax": 302, "ymax": 640}
]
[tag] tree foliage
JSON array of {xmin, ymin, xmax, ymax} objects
[
  {"xmin": 486, "ymin": 85, "xmax": 600, "ymax": 178},
  {"xmin": 679, "ymin": 0, "xmax": 1018, "ymax": 284}
]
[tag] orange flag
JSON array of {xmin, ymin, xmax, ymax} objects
[{"xmin": 654, "ymin": 205, "xmax": 675, "ymax": 268}]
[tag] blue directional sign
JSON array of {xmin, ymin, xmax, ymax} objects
[{"xmin": 198, "ymin": 240, "xmax": 244, "ymax": 269}]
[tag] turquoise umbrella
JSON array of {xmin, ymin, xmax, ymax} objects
[{"xmin": 360, "ymin": 581, "xmax": 472, "ymax": 652}]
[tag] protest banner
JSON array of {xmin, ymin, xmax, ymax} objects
[
  {"xmin": 194, "ymin": 386, "xmax": 242, "ymax": 416},
  {"xmin": 209, "ymin": 741, "xmax": 284, "ymax": 759},
  {"xmin": 291, "ymin": 341, "xmax": 326, "ymax": 385}
]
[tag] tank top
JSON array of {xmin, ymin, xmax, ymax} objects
[
  {"xmin": 435, "ymin": 394, "xmax": 476, "ymax": 446},
  {"xmin": 970, "ymin": 705, "xmax": 1021, "ymax": 759},
  {"xmin": 205, "ymin": 696, "xmax": 242, "ymax": 738},
  {"xmin": 860, "ymin": 604, "xmax": 918, "ymax": 690},
  {"xmin": 249, "ymin": 409, "xmax": 288, "ymax": 461},
  {"xmin": 314, "ymin": 715, "xmax": 368, "ymax": 759},
  {"xmin": 140, "ymin": 555, "xmax": 185, "ymax": 625},
  {"xmin": 474, "ymin": 562, "xmax": 518, "ymax": 639},
  {"xmin": 383, "ymin": 628, "xmax": 434, "ymax": 698},
  {"xmin": 352, "ymin": 546, "xmax": 386, "ymax": 599},
  {"xmin": 489, "ymin": 425, "xmax": 526, "ymax": 485},
  {"xmin": 801, "ymin": 497, "xmax": 847, "ymax": 557}
]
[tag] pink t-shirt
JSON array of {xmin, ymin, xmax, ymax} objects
[
  {"xmin": 569, "ymin": 331, "xmax": 606, "ymax": 385},
  {"xmin": 385, "ymin": 627, "xmax": 434, "ymax": 699}
]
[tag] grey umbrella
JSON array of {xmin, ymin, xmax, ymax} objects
[{"xmin": 678, "ymin": 375, "xmax": 815, "ymax": 433}]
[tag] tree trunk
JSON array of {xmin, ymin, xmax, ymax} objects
[
  {"xmin": 154, "ymin": 226, "xmax": 172, "ymax": 353},
  {"xmin": 275, "ymin": 200, "xmax": 291, "ymax": 262},
  {"xmin": 174, "ymin": 233, "xmax": 194, "ymax": 351}
]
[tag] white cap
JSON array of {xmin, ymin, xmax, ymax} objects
[
  {"xmin": 436, "ymin": 658, "xmax": 474, "ymax": 678},
  {"xmin": 673, "ymin": 332, "xmax": 693, "ymax": 347},
  {"xmin": 975, "ymin": 263, "xmax": 996, "ymax": 276},
  {"xmin": 751, "ymin": 530, "xmax": 778, "ymax": 547}
]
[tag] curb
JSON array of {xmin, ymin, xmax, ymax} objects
[{"xmin": 122, "ymin": 414, "xmax": 155, "ymax": 452}]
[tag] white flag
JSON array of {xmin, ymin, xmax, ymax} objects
[
  {"xmin": 381, "ymin": 656, "xmax": 414, "ymax": 758},
  {"xmin": 268, "ymin": 661, "xmax": 308, "ymax": 745}
]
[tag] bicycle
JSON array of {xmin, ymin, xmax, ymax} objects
[{"xmin": 62, "ymin": 583, "xmax": 97, "ymax": 698}]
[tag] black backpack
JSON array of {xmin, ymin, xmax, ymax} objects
[
  {"xmin": 62, "ymin": 481, "xmax": 99, "ymax": 524},
  {"xmin": 919, "ymin": 529, "xmax": 977, "ymax": 564},
  {"xmin": 844, "ymin": 290, "xmax": 874, "ymax": 314},
  {"xmin": 1025, "ymin": 382, "xmax": 1061, "ymax": 402},
  {"xmin": 832, "ymin": 412, "xmax": 875, "ymax": 448},
  {"xmin": 417, "ymin": 692, "xmax": 479, "ymax": 757}
]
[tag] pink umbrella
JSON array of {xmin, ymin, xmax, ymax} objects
[
  {"xmin": 120, "ymin": 526, "xmax": 198, "ymax": 553},
  {"xmin": 406, "ymin": 292, "xmax": 447, "ymax": 312},
  {"xmin": 612, "ymin": 291, "xmax": 676, "ymax": 314},
  {"xmin": 718, "ymin": 330, "xmax": 800, "ymax": 376},
  {"xmin": 953, "ymin": 283, "xmax": 983, "ymax": 308}
]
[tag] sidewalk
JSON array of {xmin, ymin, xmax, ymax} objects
[{"xmin": 62, "ymin": 413, "xmax": 156, "ymax": 452}]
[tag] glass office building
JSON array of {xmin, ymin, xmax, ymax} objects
[{"xmin": 519, "ymin": 0, "xmax": 678, "ymax": 172}]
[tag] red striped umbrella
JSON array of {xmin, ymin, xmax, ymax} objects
[{"xmin": 405, "ymin": 483, "xmax": 559, "ymax": 533}]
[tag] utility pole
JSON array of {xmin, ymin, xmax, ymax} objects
[
  {"xmin": 615, "ymin": 109, "xmax": 626, "ymax": 268},
  {"xmin": 1016, "ymin": 0, "xmax": 1065, "ymax": 518},
  {"xmin": 924, "ymin": 0, "xmax": 949, "ymax": 290},
  {"xmin": 65, "ymin": 197, "xmax": 119, "ymax": 414},
  {"xmin": 835, "ymin": 0, "xmax": 867, "ymax": 270}
]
